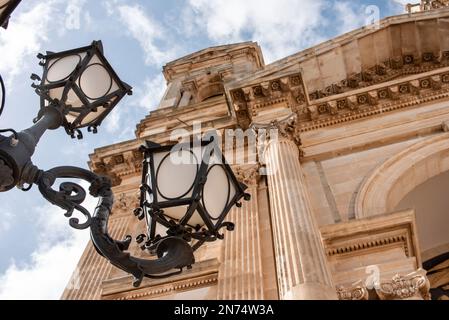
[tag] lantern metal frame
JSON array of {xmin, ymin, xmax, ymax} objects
[
  {"xmin": 137, "ymin": 137, "xmax": 250, "ymax": 252},
  {"xmin": 0, "ymin": 41, "xmax": 132, "ymax": 192},
  {"xmin": 0, "ymin": 74, "xmax": 5, "ymax": 117},
  {"xmin": 0, "ymin": 0, "xmax": 21, "ymax": 29},
  {"xmin": 32, "ymin": 40, "xmax": 132, "ymax": 139}
]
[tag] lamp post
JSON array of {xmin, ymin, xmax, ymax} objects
[
  {"xmin": 0, "ymin": 39, "xmax": 250, "ymax": 287},
  {"xmin": 0, "ymin": 0, "xmax": 21, "ymax": 29}
]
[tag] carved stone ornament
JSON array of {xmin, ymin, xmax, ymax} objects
[
  {"xmin": 376, "ymin": 268, "xmax": 431, "ymax": 300},
  {"xmin": 251, "ymin": 113, "xmax": 304, "ymax": 158},
  {"xmin": 232, "ymin": 165, "xmax": 260, "ymax": 186},
  {"xmin": 336, "ymin": 282, "xmax": 369, "ymax": 300},
  {"xmin": 112, "ymin": 192, "xmax": 140, "ymax": 215}
]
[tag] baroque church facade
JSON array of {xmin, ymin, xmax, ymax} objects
[{"xmin": 62, "ymin": 3, "xmax": 449, "ymax": 300}]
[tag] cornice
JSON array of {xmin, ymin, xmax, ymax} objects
[
  {"xmin": 230, "ymin": 64, "xmax": 449, "ymax": 133},
  {"xmin": 320, "ymin": 209, "xmax": 421, "ymax": 265},
  {"xmin": 101, "ymin": 259, "xmax": 220, "ymax": 300}
]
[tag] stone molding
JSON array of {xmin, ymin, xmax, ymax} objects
[
  {"xmin": 101, "ymin": 259, "xmax": 220, "ymax": 300},
  {"xmin": 90, "ymin": 148, "xmax": 143, "ymax": 187},
  {"xmin": 321, "ymin": 209, "xmax": 421, "ymax": 265}
]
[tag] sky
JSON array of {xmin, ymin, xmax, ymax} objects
[{"xmin": 0, "ymin": 0, "xmax": 412, "ymax": 300}]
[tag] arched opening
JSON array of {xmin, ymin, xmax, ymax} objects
[
  {"xmin": 394, "ymin": 170, "xmax": 449, "ymax": 300},
  {"xmin": 355, "ymin": 133, "xmax": 449, "ymax": 218},
  {"xmin": 198, "ymin": 82, "xmax": 225, "ymax": 102},
  {"xmin": 395, "ymin": 170, "xmax": 449, "ymax": 256}
]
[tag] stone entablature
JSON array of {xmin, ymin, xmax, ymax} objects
[{"xmin": 228, "ymin": 10, "xmax": 449, "ymax": 126}]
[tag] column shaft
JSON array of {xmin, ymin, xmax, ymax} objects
[{"xmin": 265, "ymin": 139, "xmax": 336, "ymax": 300}]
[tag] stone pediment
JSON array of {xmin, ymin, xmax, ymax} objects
[{"xmin": 163, "ymin": 42, "xmax": 264, "ymax": 82}]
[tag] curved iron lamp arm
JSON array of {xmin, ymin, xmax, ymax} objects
[{"xmin": 35, "ymin": 166, "xmax": 195, "ymax": 287}]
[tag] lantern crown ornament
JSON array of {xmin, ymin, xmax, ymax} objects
[
  {"xmin": 32, "ymin": 40, "xmax": 132, "ymax": 139},
  {"xmin": 0, "ymin": 0, "xmax": 21, "ymax": 29},
  {"xmin": 136, "ymin": 136, "xmax": 251, "ymax": 253}
]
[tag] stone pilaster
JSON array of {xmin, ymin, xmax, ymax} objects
[
  {"xmin": 217, "ymin": 165, "xmax": 266, "ymax": 300},
  {"xmin": 262, "ymin": 115, "xmax": 337, "ymax": 300}
]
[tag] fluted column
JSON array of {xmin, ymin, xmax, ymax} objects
[
  {"xmin": 217, "ymin": 165, "xmax": 266, "ymax": 300},
  {"xmin": 262, "ymin": 116, "xmax": 337, "ymax": 300}
]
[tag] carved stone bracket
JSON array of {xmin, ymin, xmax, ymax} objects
[
  {"xmin": 337, "ymin": 269, "xmax": 431, "ymax": 300},
  {"xmin": 232, "ymin": 165, "xmax": 260, "ymax": 186},
  {"xmin": 336, "ymin": 282, "xmax": 369, "ymax": 300},
  {"xmin": 376, "ymin": 268, "xmax": 431, "ymax": 300}
]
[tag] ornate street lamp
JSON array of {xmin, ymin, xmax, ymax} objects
[
  {"xmin": 0, "ymin": 40, "xmax": 132, "ymax": 192},
  {"xmin": 136, "ymin": 137, "xmax": 250, "ymax": 254},
  {"xmin": 32, "ymin": 41, "xmax": 132, "ymax": 139},
  {"xmin": 0, "ymin": 0, "xmax": 21, "ymax": 29},
  {"xmin": 0, "ymin": 39, "xmax": 250, "ymax": 288}
]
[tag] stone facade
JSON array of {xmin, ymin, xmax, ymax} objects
[{"xmin": 62, "ymin": 6, "xmax": 449, "ymax": 300}]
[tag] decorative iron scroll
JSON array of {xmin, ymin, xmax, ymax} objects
[{"xmin": 35, "ymin": 166, "xmax": 195, "ymax": 287}]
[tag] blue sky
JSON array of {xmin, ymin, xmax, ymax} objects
[{"xmin": 0, "ymin": 0, "xmax": 409, "ymax": 299}]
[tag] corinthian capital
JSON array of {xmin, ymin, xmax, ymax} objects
[
  {"xmin": 251, "ymin": 113, "xmax": 302, "ymax": 150},
  {"xmin": 336, "ymin": 283, "xmax": 369, "ymax": 300},
  {"xmin": 376, "ymin": 269, "xmax": 431, "ymax": 300},
  {"xmin": 232, "ymin": 165, "xmax": 260, "ymax": 186}
]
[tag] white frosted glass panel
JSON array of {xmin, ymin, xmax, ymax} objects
[
  {"xmin": 164, "ymin": 206, "xmax": 204, "ymax": 227},
  {"xmin": 50, "ymin": 87, "xmax": 83, "ymax": 110},
  {"xmin": 156, "ymin": 149, "xmax": 198, "ymax": 200},
  {"xmin": 65, "ymin": 111, "xmax": 77, "ymax": 124},
  {"xmin": 203, "ymin": 165, "xmax": 229, "ymax": 220},
  {"xmin": 79, "ymin": 64, "xmax": 112, "ymax": 99},
  {"xmin": 46, "ymin": 55, "xmax": 80, "ymax": 83},
  {"xmin": 81, "ymin": 106, "xmax": 107, "ymax": 125}
]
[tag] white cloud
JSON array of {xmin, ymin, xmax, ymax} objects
[
  {"xmin": 136, "ymin": 74, "xmax": 167, "ymax": 110},
  {"xmin": 0, "ymin": 1, "xmax": 59, "ymax": 84},
  {"xmin": 183, "ymin": 0, "xmax": 328, "ymax": 63},
  {"xmin": 333, "ymin": 2, "xmax": 367, "ymax": 35},
  {"xmin": 103, "ymin": 74, "xmax": 166, "ymax": 138},
  {"xmin": 0, "ymin": 181, "xmax": 96, "ymax": 300},
  {"xmin": 107, "ymin": 3, "xmax": 177, "ymax": 66},
  {"xmin": 0, "ymin": 211, "xmax": 14, "ymax": 233}
]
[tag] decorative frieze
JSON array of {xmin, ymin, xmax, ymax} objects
[
  {"xmin": 298, "ymin": 68, "xmax": 449, "ymax": 132},
  {"xmin": 90, "ymin": 148, "xmax": 144, "ymax": 187}
]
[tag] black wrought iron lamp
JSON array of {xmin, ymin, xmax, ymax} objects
[
  {"xmin": 88, "ymin": 137, "xmax": 250, "ymax": 287},
  {"xmin": 0, "ymin": 40, "xmax": 132, "ymax": 192},
  {"xmin": 137, "ymin": 138, "xmax": 250, "ymax": 254},
  {"xmin": 0, "ymin": 0, "xmax": 21, "ymax": 29},
  {"xmin": 33, "ymin": 41, "xmax": 132, "ymax": 139},
  {"xmin": 0, "ymin": 37, "xmax": 250, "ymax": 288}
]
